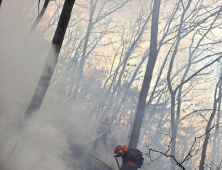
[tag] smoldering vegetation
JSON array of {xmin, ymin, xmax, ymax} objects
[{"xmin": 1, "ymin": 0, "xmax": 222, "ymax": 170}]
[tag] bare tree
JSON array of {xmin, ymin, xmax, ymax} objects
[
  {"xmin": 166, "ymin": 1, "xmax": 192, "ymax": 167},
  {"xmin": 199, "ymin": 74, "xmax": 222, "ymax": 170},
  {"xmin": 211, "ymin": 80, "xmax": 222, "ymax": 170},
  {"xmin": 165, "ymin": 1, "xmax": 222, "ymax": 168},
  {"xmin": 100, "ymin": 10, "xmax": 153, "ymax": 120},
  {"xmin": 145, "ymin": 123, "xmax": 217, "ymax": 170},
  {"xmin": 50, "ymin": 0, "xmax": 131, "ymax": 99},
  {"xmin": 128, "ymin": 0, "xmax": 161, "ymax": 148},
  {"xmin": 29, "ymin": 0, "xmax": 51, "ymax": 34},
  {"xmin": 25, "ymin": 0, "xmax": 76, "ymax": 116}
]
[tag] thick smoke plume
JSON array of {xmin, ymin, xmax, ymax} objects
[{"xmin": 0, "ymin": 1, "xmax": 97, "ymax": 170}]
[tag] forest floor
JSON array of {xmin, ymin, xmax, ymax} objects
[
  {"xmin": 68, "ymin": 143, "xmax": 116, "ymax": 170},
  {"xmin": 65, "ymin": 123, "xmax": 119, "ymax": 170}
]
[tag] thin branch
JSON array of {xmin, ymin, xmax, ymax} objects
[
  {"xmin": 175, "ymin": 56, "xmax": 222, "ymax": 92},
  {"xmin": 1, "ymin": 142, "xmax": 18, "ymax": 170},
  {"xmin": 29, "ymin": 157, "xmax": 45, "ymax": 170},
  {"xmin": 145, "ymin": 124, "xmax": 217, "ymax": 170}
]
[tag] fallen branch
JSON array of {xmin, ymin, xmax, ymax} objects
[{"xmin": 144, "ymin": 124, "xmax": 218, "ymax": 170}]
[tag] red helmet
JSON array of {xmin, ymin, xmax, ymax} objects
[
  {"xmin": 114, "ymin": 145, "xmax": 128, "ymax": 155},
  {"xmin": 114, "ymin": 145, "xmax": 122, "ymax": 154}
]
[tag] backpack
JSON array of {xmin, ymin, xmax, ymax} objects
[{"xmin": 126, "ymin": 148, "xmax": 144, "ymax": 168}]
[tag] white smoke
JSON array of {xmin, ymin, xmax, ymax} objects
[{"xmin": 0, "ymin": 1, "xmax": 93, "ymax": 170}]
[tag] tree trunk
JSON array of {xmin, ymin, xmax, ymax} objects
[
  {"xmin": 216, "ymin": 93, "xmax": 221, "ymax": 167},
  {"xmin": 166, "ymin": 1, "xmax": 192, "ymax": 168},
  {"xmin": 210, "ymin": 73, "xmax": 222, "ymax": 169},
  {"xmin": 25, "ymin": 0, "xmax": 76, "ymax": 117},
  {"xmin": 128, "ymin": 0, "xmax": 161, "ymax": 148},
  {"xmin": 29, "ymin": 0, "xmax": 50, "ymax": 34},
  {"xmin": 199, "ymin": 75, "xmax": 222, "ymax": 170},
  {"xmin": 101, "ymin": 13, "xmax": 152, "ymax": 120},
  {"xmin": 210, "ymin": 95, "xmax": 221, "ymax": 170},
  {"xmin": 72, "ymin": 0, "xmax": 98, "ymax": 99},
  {"xmin": 0, "ymin": 0, "xmax": 3, "ymax": 8}
]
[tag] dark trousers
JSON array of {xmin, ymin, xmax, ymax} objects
[
  {"xmin": 119, "ymin": 166, "xmax": 137, "ymax": 170},
  {"xmin": 93, "ymin": 134, "xmax": 108, "ymax": 155}
]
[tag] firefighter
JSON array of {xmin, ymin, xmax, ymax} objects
[
  {"xmin": 93, "ymin": 117, "xmax": 111, "ymax": 155},
  {"xmin": 114, "ymin": 145, "xmax": 144, "ymax": 170}
]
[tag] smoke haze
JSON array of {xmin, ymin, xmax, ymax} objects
[{"xmin": 0, "ymin": 1, "xmax": 95, "ymax": 170}]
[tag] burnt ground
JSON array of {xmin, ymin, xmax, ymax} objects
[{"xmin": 69, "ymin": 144, "xmax": 116, "ymax": 170}]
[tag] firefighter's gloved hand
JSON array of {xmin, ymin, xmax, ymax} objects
[{"xmin": 114, "ymin": 154, "xmax": 118, "ymax": 157}]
